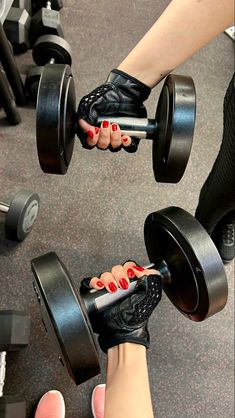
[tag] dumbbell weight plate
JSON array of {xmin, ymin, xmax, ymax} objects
[
  {"xmin": 31, "ymin": 252, "xmax": 100, "ymax": 385},
  {"xmin": 0, "ymin": 396, "xmax": 26, "ymax": 418},
  {"xmin": 32, "ymin": 0, "xmax": 63, "ymax": 14},
  {"xmin": 25, "ymin": 66, "xmax": 44, "ymax": 102},
  {"xmin": 144, "ymin": 207, "xmax": 228, "ymax": 321},
  {"xmin": 33, "ymin": 34, "xmax": 72, "ymax": 66},
  {"xmin": 36, "ymin": 64, "xmax": 76, "ymax": 174},
  {"xmin": 153, "ymin": 75, "xmax": 196, "ymax": 183},
  {"xmin": 0, "ymin": 310, "xmax": 31, "ymax": 350},
  {"xmin": 4, "ymin": 189, "xmax": 39, "ymax": 241}
]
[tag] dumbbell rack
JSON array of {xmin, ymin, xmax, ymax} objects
[{"xmin": 0, "ymin": 3, "xmax": 27, "ymax": 125}]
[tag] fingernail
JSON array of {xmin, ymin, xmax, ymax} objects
[
  {"xmin": 96, "ymin": 280, "xmax": 104, "ymax": 288},
  {"xmin": 108, "ymin": 282, "xmax": 117, "ymax": 292},
  {"xmin": 127, "ymin": 268, "xmax": 135, "ymax": 279},
  {"xmin": 95, "ymin": 127, "xmax": 100, "ymax": 134},
  {"xmin": 122, "ymin": 137, "xmax": 128, "ymax": 142},
  {"xmin": 102, "ymin": 120, "xmax": 109, "ymax": 128},
  {"xmin": 132, "ymin": 265, "xmax": 145, "ymax": 272},
  {"xmin": 112, "ymin": 124, "xmax": 118, "ymax": 131},
  {"xmin": 119, "ymin": 278, "xmax": 129, "ymax": 290},
  {"xmin": 87, "ymin": 130, "xmax": 94, "ymax": 138}
]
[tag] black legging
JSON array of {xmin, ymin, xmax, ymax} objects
[{"xmin": 195, "ymin": 73, "xmax": 235, "ymax": 235}]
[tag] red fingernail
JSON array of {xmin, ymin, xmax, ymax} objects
[
  {"xmin": 112, "ymin": 124, "xmax": 118, "ymax": 131},
  {"xmin": 132, "ymin": 265, "xmax": 145, "ymax": 272},
  {"xmin": 87, "ymin": 130, "xmax": 94, "ymax": 138},
  {"xmin": 108, "ymin": 282, "xmax": 117, "ymax": 292},
  {"xmin": 127, "ymin": 268, "xmax": 135, "ymax": 279},
  {"xmin": 95, "ymin": 127, "xmax": 100, "ymax": 134},
  {"xmin": 119, "ymin": 278, "xmax": 129, "ymax": 290},
  {"xmin": 122, "ymin": 137, "xmax": 128, "ymax": 142},
  {"xmin": 96, "ymin": 281, "xmax": 104, "ymax": 288},
  {"xmin": 102, "ymin": 120, "xmax": 109, "ymax": 128}
]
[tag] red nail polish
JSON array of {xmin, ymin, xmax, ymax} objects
[
  {"xmin": 95, "ymin": 127, "xmax": 100, "ymax": 134},
  {"xmin": 132, "ymin": 265, "xmax": 145, "ymax": 272},
  {"xmin": 119, "ymin": 278, "xmax": 129, "ymax": 290},
  {"xmin": 108, "ymin": 282, "xmax": 117, "ymax": 292},
  {"xmin": 102, "ymin": 120, "xmax": 109, "ymax": 128},
  {"xmin": 122, "ymin": 137, "xmax": 128, "ymax": 142},
  {"xmin": 127, "ymin": 268, "xmax": 135, "ymax": 279},
  {"xmin": 112, "ymin": 124, "xmax": 118, "ymax": 131},
  {"xmin": 87, "ymin": 130, "xmax": 94, "ymax": 138},
  {"xmin": 96, "ymin": 281, "xmax": 104, "ymax": 288}
]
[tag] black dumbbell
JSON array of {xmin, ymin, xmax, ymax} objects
[
  {"xmin": 12, "ymin": 0, "xmax": 32, "ymax": 15},
  {"xmin": 32, "ymin": 0, "xmax": 63, "ymax": 15},
  {"xmin": 36, "ymin": 64, "xmax": 196, "ymax": 183},
  {"xmin": 3, "ymin": 7, "xmax": 31, "ymax": 54},
  {"xmin": 31, "ymin": 206, "xmax": 228, "ymax": 385},
  {"xmin": 0, "ymin": 189, "xmax": 40, "ymax": 241},
  {"xmin": 25, "ymin": 34, "xmax": 72, "ymax": 102},
  {"xmin": 0, "ymin": 310, "xmax": 31, "ymax": 418},
  {"xmin": 30, "ymin": 0, "xmax": 64, "ymax": 46}
]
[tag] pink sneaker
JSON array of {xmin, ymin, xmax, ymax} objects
[
  {"xmin": 91, "ymin": 384, "xmax": 106, "ymax": 418},
  {"xmin": 35, "ymin": 390, "xmax": 65, "ymax": 418}
]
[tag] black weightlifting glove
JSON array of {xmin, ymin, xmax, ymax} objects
[
  {"xmin": 80, "ymin": 273, "xmax": 162, "ymax": 353},
  {"xmin": 77, "ymin": 69, "xmax": 151, "ymax": 152}
]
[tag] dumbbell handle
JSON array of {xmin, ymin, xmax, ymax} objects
[
  {"xmin": 0, "ymin": 203, "xmax": 9, "ymax": 214},
  {"xmin": 97, "ymin": 116, "xmax": 157, "ymax": 140},
  {"xmin": 0, "ymin": 352, "xmax": 6, "ymax": 397},
  {"xmin": 83, "ymin": 260, "xmax": 171, "ymax": 316}
]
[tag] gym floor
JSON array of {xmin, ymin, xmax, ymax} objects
[{"xmin": 0, "ymin": 1, "xmax": 234, "ymax": 417}]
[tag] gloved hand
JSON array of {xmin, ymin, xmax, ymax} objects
[
  {"xmin": 80, "ymin": 263, "xmax": 162, "ymax": 353},
  {"xmin": 77, "ymin": 69, "xmax": 151, "ymax": 152}
]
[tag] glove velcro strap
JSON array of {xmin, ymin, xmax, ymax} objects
[{"xmin": 107, "ymin": 69, "xmax": 151, "ymax": 102}]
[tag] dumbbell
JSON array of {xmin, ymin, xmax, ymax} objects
[
  {"xmin": 12, "ymin": 0, "xmax": 32, "ymax": 15},
  {"xmin": 32, "ymin": 0, "xmax": 63, "ymax": 15},
  {"xmin": 0, "ymin": 310, "xmax": 31, "ymax": 418},
  {"xmin": 3, "ymin": 7, "xmax": 31, "ymax": 54},
  {"xmin": 0, "ymin": 189, "xmax": 40, "ymax": 241},
  {"xmin": 30, "ymin": 0, "xmax": 64, "ymax": 46},
  {"xmin": 25, "ymin": 34, "xmax": 72, "ymax": 102},
  {"xmin": 31, "ymin": 206, "xmax": 228, "ymax": 385},
  {"xmin": 36, "ymin": 64, "xmax": 196, "ymax": 183}
]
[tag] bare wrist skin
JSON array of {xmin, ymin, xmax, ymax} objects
[
  {"xmin": 118, "ymin": 0, "xmax": 234, "ymax": 88},
  {"xmin": 105, "ymin": 343, "xmax": 154, "ymax": 418}
]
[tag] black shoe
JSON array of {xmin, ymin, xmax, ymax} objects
[{"xmin": 212, "ymin": 216, "xmax": 235, "ymax": 264}]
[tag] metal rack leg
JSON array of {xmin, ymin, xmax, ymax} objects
[
  {"xmin": 0, "ymin": 22, "xmax": 27, "ymax": 106},
  {"xmin": 0, "ymin": 69, "xmax": 21, "ymax": 125}
]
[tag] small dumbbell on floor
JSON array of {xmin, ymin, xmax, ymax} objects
[
  {"xmin": 3, "ymin": 4, "xmax": 31, "ymax": 54},
  {"xmin": 31, "ymin": 206, "xmax": 228, "ymax": 385},
  {"xmin": 29, "ymin": 0, "xmax": 64, "ymax": 47},
  {"xmin": 0, "ymin": 189, "xmax": 40, "ymax": 241},
  {"xmin": 25, "ymin": 34, "xmax": 72, "ymax": 103},
  {"xmin": 36, "ymin": 65, "xmax": 196, "ymax": 183},
  {"xmin": 0, "ymin": 310, "xmax": 31, "ymax": 418}
]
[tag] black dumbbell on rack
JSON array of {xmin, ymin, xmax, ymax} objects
[
  {"xmin": 0, "ymin": 189, "xmax": 40, "ymax": 241},
  {"xmin": 31, "ymin": 206, "xmax": 228, "ymax": 385},
  {"xmin": 36, "ymin": 65, "xmax": 196, "ymax": 183},
  {"xmin": 30, "ymin": 0, "xmax": 64, "ymax": 46},
  {"xmin": 31, "ymin": 0, "xmax": 63, "ymax": 15},
  {"xmin": 3, "ymin": 1, "xmax": 31, "ymax": 54},
  {"xmin": 25, "ymin": 34, "xmax": 72, "ymax": 102},
  {"xmin": 0, "ymin": 310, "xmax": 31, "ymax": 418}
]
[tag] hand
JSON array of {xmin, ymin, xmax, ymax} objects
[
  {"xmin": 80, "ymin": 262, "xmax": 162, "ymax": 353},
  {"xmin": 77, "ymin": 69, "xmax": 151, "ymax": 152}
]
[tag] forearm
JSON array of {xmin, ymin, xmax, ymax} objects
[
  {"xmin": 104, "ymin": 343, "xmax": 154, "ymax": 418},
  {"xmin": 119, "ymin": 0, "xmax": 234, "ymax": 88}
]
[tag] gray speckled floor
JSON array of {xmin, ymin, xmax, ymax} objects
[{"xmin": 0, "ymin": 1, "xmax": 234, "ymax": 417}]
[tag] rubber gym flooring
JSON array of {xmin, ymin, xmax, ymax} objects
[{"xmin": 0, "ymin": 1, "xmax": 234, "ymax": 417}]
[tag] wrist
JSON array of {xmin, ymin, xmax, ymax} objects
[{"xmin": 107, "ymin": 343, "xmax": 147, "ymax": 379}]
